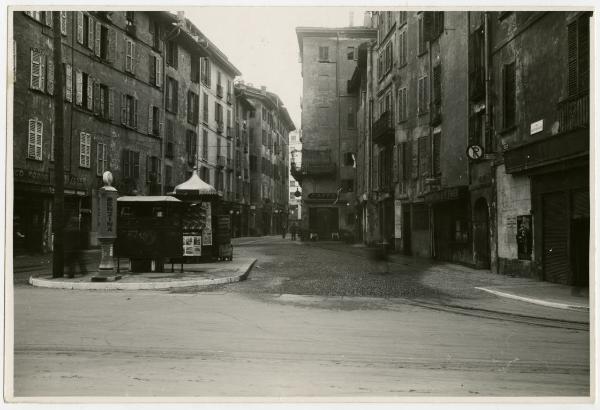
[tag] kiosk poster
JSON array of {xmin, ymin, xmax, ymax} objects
[
  {"xmin": 183, "ymin": 235, "xmax": 202, "ymax": 256},
  {"xmin": 201, "ymin": 202, "xmax": 212, "ymax": 245}
]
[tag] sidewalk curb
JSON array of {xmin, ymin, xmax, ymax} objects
[
  {"xmin": 28, "ymin": 259, "xmax": 256, "ymax": 291},
  {"xmin": 475, "ymin": 287, "xmax": 589, "ymax": 312}
]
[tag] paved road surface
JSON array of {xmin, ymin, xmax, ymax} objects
[{"xmin": 11, "ymin": 236, "xmax": 590, "ymax": 398}]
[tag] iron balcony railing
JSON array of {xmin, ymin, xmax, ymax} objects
[
  {"xmin": 558, "ymin": 92, "xmax": 589, "ymax": 133},
  {"xmin": 372, "ymin": 110, "xmax": 395, "ymax": 144}
]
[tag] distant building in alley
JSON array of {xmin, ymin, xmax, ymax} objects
[
  {"xmin": 235, "ymin": 82, "xmax": 295, "ymax": 236},
  {"xmin": 288, "ymin": 130, "xmax": 302, "ymax": 223},
  {"xmin": 295, "ymin": 25, "xmax": 376, "ymax": 240}
]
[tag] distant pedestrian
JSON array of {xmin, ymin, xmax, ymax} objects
[
  {"xmin": 281, "ymin": 221, "xmax": 287, "ymax": 239},
  {"xmin": 290, "ymin": 222, "xmax": 298, "ymax": 240},
  {"xmin": 64, "ymin": 230, "xmax": 88, "ymax": 278}
]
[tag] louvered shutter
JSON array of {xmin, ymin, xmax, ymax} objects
[
  {"xmin": 567, "ymin": 21, "xmax": 577, "ymax": 96},
  {"xmin": 108, "ymin": 88, "xmax": 115, "ymax": 120},
  {"xmin": 94, "ymin": 21, "xmax": 101, "ymax": 57},
  {"xmin": 577, "ymin": 16, "xmax": 589, "ymax": 93},
  {"xmin": 75, "ymin": 70, "xmax": 82, "ymax": 105},
  {"xmin": 65, "ymin": 63, "xmax": 72, "ymax": 102},
  {"xmin": 46, "ymin": 57, "xmax": 54, "ymax": 95},
  {"xmin": 96, "ymin": 143, "xmax": 104, "ymax": 176},
  {"xmin": 156, "ymin": 56, "xmax": 162, "ymax": 87},
  {"xmin": 39, "ymin": 51, "xmax": 46, "ymax": 91},
  {"xmin": 108, "ymin": 28, "xmax": 116, "ymax": 63},
  {"xmin": 411, "ymin": 139, "xmax": 418, "ymax": 179},
  {"xmin": 398, "ymin": 143, "xmax": 405, "ymax": 181},
  {"xmin": 133, "ymin": 97, "xmax": 138, "ymax": 128},
  {"xmin": 148, "ymin": 104, "xmax": 154, "ymax": 135},
  {"xmin": 93, "ymin": 82, "xmax": 101, "ymax": 114},
  {"xmin": 158, "ymin": 109, "xmax": 163, "ymax": 136},
  {"xmin": 87, "ymin": 16, "xmax": 94, "ymax": 50},
  {"xmin": 60, "ymin": 12, "xmax": 67, "ymax": 35},
  {"xmin": 393, "ymin": 144, "xmax": 399, "ymax": 182},
  {"xmin": 35, "ymin": 120, "xmax": 43, "ymax": 160},
  {"xmin": 87, "ymin": 76, "xmax": 94, "ymax": 110},
  {"xmin": 44, "ymin": 12, "xmax": 52, "ymax": 27},
  {"xmin": 76, "ymin": 11, "xmax": 84, "ymax": 44},
  {"xmin": 28, "ymin": 119, "xmax": 37, "ymax": 158},
  {"xmin": 120, "ymin": 94, "xmax": 127, "ymax": 125},
  {"xmin": 542, "ymin": 192, "xmax": 569, "ymax": 284},
  {"xmin": 30, "ymin": 49, "xmax": 41, "ymax": 90},
  {"xmin": 433, "ymin": 65, "xmax": 441, "ymax": 104}
]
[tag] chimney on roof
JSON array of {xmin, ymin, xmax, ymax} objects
[
  {"xmin": 260, "ymin": 86, "xmax": 267, "ymax": 95},
  {"xmin": 349, "ymin": 11, "xmax": 354, "ymax": 27}
]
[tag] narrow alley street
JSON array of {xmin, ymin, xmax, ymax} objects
[{"xmin": 12, "ymin": 237, "xmax": 590, "ymax": 397}]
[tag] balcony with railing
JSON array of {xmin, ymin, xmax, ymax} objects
[
  {"xmin": 558, "ymin": 92, "xmax": 589, "ymax": 133},
  {"xmin": 217, "ymin": 121, "xmax": 224, "ymax": 134},
  {"xmin": 373, "ymin": 110, "xmax": 395, "ymax": 145},
  {"xmin": 290, "ymin": 149, "xmax": 336, "ymax": 182},
  {"xmin": 216, "ymin": 155, "xmax": 226, "ymax": 168}
]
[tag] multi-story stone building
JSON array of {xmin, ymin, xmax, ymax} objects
[
  {"xmin": 295, "ymin": 25, "xmax": 376, "ymax": 240},
  {"xmin": 12, "ymin": 10, "xmax": 251, "ymax": 253},
  {"xmin": 236, "ymin": 83, "xmax": 295, "ymax": 236},
  {"xmin": 13, "ymin": 10, "xmax": 169, "ymax": 252},
  {"xmin": 494, "ymin": 11, "xmax": 590, "ymax": 285}
]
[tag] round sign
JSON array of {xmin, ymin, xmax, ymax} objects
[{"xmin": 466, "ymin": 144, "xmax": 484, "ymax": 160}]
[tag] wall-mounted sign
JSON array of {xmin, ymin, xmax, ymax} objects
[
  {"xmin": 466, "ymin": 144, "xmax": 484, "ymax": 160},
  {"xmin": 307, "ymin": 193, "xmax": 337, "ymax": 200},
  {"xmin": 530, "ymin": 119, "xmax": 544, "ymax": 135}
]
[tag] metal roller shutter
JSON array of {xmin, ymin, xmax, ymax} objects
[
  {"xmin": 572, "ymin": 189, "xmax": 589, "ymax": 219},
  {"xmin": 542, "ymin": 192, "xmax": 569, "ymax": 284}
]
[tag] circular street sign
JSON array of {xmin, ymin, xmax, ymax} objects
[{"xmin": 467, "ymin": 144, "xmax": 484, "ymax": 160}]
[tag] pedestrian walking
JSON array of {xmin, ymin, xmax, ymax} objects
[
  {"xmin": 281, "ymin": 221, "xmax": 287, "ymax": 239},
  {"xmin": 64, "ymin": 230, "xmax": 88, "ymax": 278},
  {"xmin": 290, "ymin": 222, "xmax": 298, "ymax": 240}
]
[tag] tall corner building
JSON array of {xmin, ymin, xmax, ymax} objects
[{"xmin": 295, "ymin": 26, "xmax": 376, "ymax": 239}]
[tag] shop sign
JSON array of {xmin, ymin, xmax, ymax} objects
[
  {"xmin": 14, "ymin": 167, "xmax": 87, "ymax": 189},
  {"xmin": 97, "ymin": 186, "xmax": 117, "ymax": 240},
  {"xmin": 424, "ymin": 186, "xmax": 468, "ymax": 203},
  {"xmin": 530, "ymin": 120, "xmax": 543, "ymax": 135},
  {"xmin": 307, "ymin": 192, "xmax": 337, "ymax": 202}
]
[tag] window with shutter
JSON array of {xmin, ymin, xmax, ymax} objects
[
  {"xmin": 60, "ymin": 12, "xmax": 67, "ymax": 35},
  {"xmin": 30, "ymin": 48, "xmax": 44, "ymax": 91},
  {"xmin": 65, "ymin": 63, "xmax": 72, "ymax": 102},
  {"xmin": 79, "ymin": 132, "xmax": 91, "ymax": 168},
  {"xmin": 149, "ymin": 55, "xmax": 156, "ymax": 85},
  {"xmin": 46, "ymin": 57, "xmax": 54, "ymax": 95},
  {"xmin": 125, "ymin": 39, "xmax": 134, "ymax": 73},
  {"xmin": 27, "ymin": 118, "xmax": 43, "ymax": 160},
  {"xmin": 433, "ymin": 132, "xmax": 441, "ymax": 175},
  {"xmin": 97, "ymin": 143, "xmax": 107, "ymax": 176},
  {"xmin": 94, "ymin": 20, "xmax": 101, "ymax": 57},
  {"xmin": 86, "ymin": 75, "xmax": 94, "ymax": 110},
  {"xmin": 50, "ymin": 125, "xmax": 55, "ymax": 161},
  {"xmin": 502, "ymin": 61, "xmax": 516, "ymax": 128},
  {"xmin": 76, "ymin": 11, "xmax": 84, "ymax": 44},
  {"xmin": 107, "ymin": 28, "xmax": 116, "ymax": 63},
  {"xmin": 87, "ymin": 15, "xmax": 94, "ymax": 50},
  {"xmin": 75, "ymin": 69, "xmax": 83, "ymax": 105}
]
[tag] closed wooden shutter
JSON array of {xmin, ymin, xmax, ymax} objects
[
  {"xmin": 94, "ymin": 21, "xmax": 101, "ymax": 57},
  {"xmin": 107, "ymin": 28, "xmax": 116, "ymax": 63},
  {"xmin": 567, "ymin": 21, "xmax": 578, "ymax": 96},
  {"xmin": 577, "ymin": 15, "xmax": 589, "ymax": 93},
  {"xmin": 87, "ymin": 76, "xmax": 94, "ymax": 110},
  {"xmin": 120, "ymin": 93, "xmax": 127, "ymax": 125},
  {"xmin": 156, "ymin": 56, "xmax": 162, "ymax": 87},
  {"xmin": 433, "ymin": 132, "xmax": 441, "ymax": 175},
  {"xmin": 433, "ymin": 65, "xmax": 441, "ymax": 104},
  {"xmin": 149, "ymin": 55, "xmax": 156, "ymax": 85},
  {"xmin": 60, "ymin": 12, "xmax": 67, "ymax": 35},
  {"xmin": 46, "ymin": 57, "xmax": 54, "ymax": 95},
  {"xmin": 30, "ymin": 48, "xmax": 41, "ymax": 90},
  {"xmin": 393, "ymin": 144, "xmax": 399, "ymax": 182},
  {"xmin": 64, "ymin": 63, "xmax": 72, "ymax": 102},
  {"xmin": 148, "ymin": 104, "xmax": 154, "ymax": 135},
  {"xmin": 76, "ymin": 12, "xmax": 84, "ymax": 44},
  {"xmin": 87, "ymin": 15, "xmax": 94, "ymax": 50},
  {"xmin": 75, "ymin": 69, "xmax": 83, "ymax": 105},
  {"xmin": 542, "ymin": 191, "xmax": 569, "ymax": 284},
  {"xmin": 108, "ymin": 88, "xmax": 115, "ymax": 120},
  {"xmin": 122, "ymin": 149, "xmax": 130, "ymax": 178}
]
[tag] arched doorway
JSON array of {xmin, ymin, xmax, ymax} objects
[{"xmin": 473, "ymin": 198, "xmax": 491, "ymax": 269}]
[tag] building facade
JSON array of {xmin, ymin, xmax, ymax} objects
[
  {"xmin": 300, "ymin": 10, "xmax": 590, "ymax": 286},
  {"xmin": 236, "ymin": 83, "xmax": 295, "ymax": 236},
  {"xmin": 12, "ymin": 10, "xmax": 260, "ymax": 253},
  {"xmin": 295, "ymin": 26, "xmax": 377, "ymax": 241},
  {"xmin": 288, "ymin": 130, "xmax": 302, "ymax": 223}
]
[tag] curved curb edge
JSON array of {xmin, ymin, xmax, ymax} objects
[
  {"xmin": 475, "ymin": 287, "xmax": 589, "ymax": 312},
  {"xmin": 28, "ymin": 259, "xmax": 257, "ymax": 291}
]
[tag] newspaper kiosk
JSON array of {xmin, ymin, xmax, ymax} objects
[
  {"xmin": 115, "ymin": 196, "xmax": 183, "ymax": 272},
  {"xmin": 171, "ymin": 170, "xmax": 233, "ymax": 262}
]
